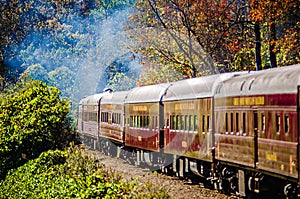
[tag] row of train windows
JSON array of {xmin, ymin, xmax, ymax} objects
[
  {"xmin": 260, "ymin": 113, "xmax": 289, "ymax": 133},
  {"xmin": 169, "ymin": 115, "xmax": 210, "ymax": 132},
  {"xmin": 225, "ymin": 113, "xmax": 246, "ymax": 133},
  {"xmin": 170, "ymin": 115, "xmax": 198, "ymax": 132},
  {"xmin": 101, "ymin": 112, "xmax": 122, "ymax": 125},
  {"xmin": 224, "ymin": 112, "xmax": 290, "ymax": 133},
  {"xmin": 129, "ymin": 115, "xmax": 158, "ymax": 129}
]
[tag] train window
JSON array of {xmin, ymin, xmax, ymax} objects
[
  {"xmin": 101, "ymin": 112, "xmax": 109, "ymax": 123},
  {"xmin": 284, "ymin": 114, "xmax": 289, "ymax": 133},
  {"xmin": 142, "ymin": 116, "xmax": 145, "ymax": 128},
  {"xmin": 207, "ymin": 116, "xmax": 210, "ymax": 132},
  {"xmin": 144, "ymin": 116, "xmax": 149, "ymax": 128},
  {"xmin": 140, "ymin": 116, "xmax": 143, "ymax": 128},
  {"xmin": 136, "ymin": 116, "xmax": 139, "ymax": 127},
  {"xmin": 173, "ymin": 115, "xmax": 177, "ymax": 130},
  {"xmin": 100, "ymin": 112, "xmax": 103, "ymax": 122},
  {"xmin": 194, "ymin": 115, "xmax": 198, "ymax": 131},
  {"xmin": 144, "ymin": 116, "xmax": 148, "ymax": 128},
  {"xmin": 170, "ymin": 116, "xmax": 174, "ymax": 129},
  {"xmin": 170, "ymin": 115, "xmax": 174, "ymax": 129},
  {"xmin": 261, "ymin": 113, "xmax": 265, "ymax": 132},
  {"xmin": 181, "ymin": 115, "xmax": 185, "ymax": 130},
  {"xmin": 106, "ymin": 112, "xmax": 109, "ymax": 122},
  {"xmin": 138, "ymin": 116, "xmax": 141, "ymax": 127},
  {"xmin": 276, "ymin": 114, "xmax": 280, "ymax": 133},
  {"xmin": 109, "ymin": 112, "xmax": 112, "ymax": 122},
  {"xmin": 112, "ymin": 113, "xmax": 116, "ymax": 124},
  {"xmin": 114, "ymin": 113, "xmax": 117, "ymax": 124},
  {"xmin": 230, "ymin": 113, "xmax": 234, "ymax": 133},
  {"xmin": 236, "ymin": 113, "xmax": 239, "ymax": 133},
  {"xmin": 166, "ymin": 118, "xmax": 169, "ymax": 128},
  {"xmin": 146, "ymin": 116, "xmax": 150, "ymax": 128},
  {"xmin": 189, "ymin": 115, "xmax": 194, "ymax": 131},
  {"xmin": 134, "ymin": 116, "xmax": 137, "ymax": 127},
  {"xmin": 143, "ymin": 116, "xmax": 146, "ymax": 128},
  {"xmin": 185, "ymin": 115, "xmax": 189, "ymax": 131},
  {"xmin": 242, "ymin": 113, "xmax": 246, "ymax": 134},
  {"xmin": 225, "ymin": 113, "xmax": 228, "ymax": 132},
  {"xmin": 202, "ymin": 115, "xmax": 205, "ymax": 132},
  {"xmin": 93, "ymin": 112, "xmax": 97, "ymax": 121},
  {"xmin": 176, "ymin": 115, "xmax": 181, "ymax": 130}
]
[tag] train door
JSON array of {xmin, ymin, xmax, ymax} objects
[
  {"xmin": 253, "ymin": 111, "xmax": 258, "ymax": 168},
  {"xmin": 159, "ymin": 101, "xmax": 164, "ymax": 150}
]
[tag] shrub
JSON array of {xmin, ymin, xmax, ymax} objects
[
  {"xmin": 0, "ymin": 146, "xmax": 170, "ymax": 199},
  {"xmin": 0, "ymin": 80, "xmax": 71, "ymax": 179}
]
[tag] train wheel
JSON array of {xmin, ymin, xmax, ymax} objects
[
  {"xmin": 284, "ymin": 183, "xmax": 299, "ymax": 199},
  {"xmin": 217, "ymin": 167, "xmax": 236, "ymax": 195},
  {"xmin": 130, "ymin": 150, "xmax": 137, "ymax": 165},
  {"xmin": 99, "ymin": 140, "xmax": 105, "ymax": 154},
  {"xmin": 217, "ymin": 176, "xmax": 231, "ymax": 195}
]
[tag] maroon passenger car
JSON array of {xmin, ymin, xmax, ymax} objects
[
  {"xmin": 124, "ymin": 83, "xmax": 170, "ymax": 165},
  {"xmin": 99, "ymin": 90, "xmax": 129, "ymax": 156},
  {"xmin": 214, "ymin": 64, "xmax": 300, "ymax": 196}
]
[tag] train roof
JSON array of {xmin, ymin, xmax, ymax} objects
[
  {"xmin": 162, "ymin": 72, "xmax": 245, "ymax": 101},
  {"xmin": 79, "ymin": 93, "xmax": 106, "ymax": 105},
  {"xmin": 215, "ymin": 64, "xmax": 300, "ymax": 97},
  {"xmin": 125, "ymin": 83, "xmax": 171, "ymax": 103},
  {"xmin": 162, "ymin": 74, "xmax": 218, "ymax": 101},
  {"xmin": 101, "ymin": 90, "xmax": 130, "ymax": 104}
]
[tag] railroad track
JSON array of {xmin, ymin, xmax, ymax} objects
[{"xmin": 88, "ymin": 148, "xmax": 240, "ymax": 199}]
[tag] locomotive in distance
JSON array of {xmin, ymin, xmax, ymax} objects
[{"xmin": 78, "ymin": 64, "xmax": 300, "ymax": 198}]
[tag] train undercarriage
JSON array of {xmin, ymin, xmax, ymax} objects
[{"xmin": 80, "ymin": 135, "xmax": 299, "ymax": 198}]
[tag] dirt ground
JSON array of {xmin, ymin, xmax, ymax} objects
[{"xmin": 90, "ymin": 150, "xmax": 240, "ymax": 199}]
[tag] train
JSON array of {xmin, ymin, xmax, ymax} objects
[{"xmin": 78, "ymin": 63, "xmax": 300, "ymax": 198}]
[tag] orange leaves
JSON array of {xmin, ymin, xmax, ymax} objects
[{"xmin": 250, "ymin": 0, "xmax": 295, "ymax": 22}]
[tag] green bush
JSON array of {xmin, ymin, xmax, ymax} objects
[
  {"xmin": 0, "ymin": 146, "xmax": 170, "ymax": 199},
  {"xmin": 0, "ymin": 80, "xmax": 72, "ymax": 179}
]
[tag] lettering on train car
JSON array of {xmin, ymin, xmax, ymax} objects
[
  {"xmin": 175, "ymin": 103, "xmax": 195, "ymax": 110},
  {"xmin": 105, "ymin": 104, "xmax": 117, "ymax": 109},
  {"xmin": 266, "ymin": 152, "xmax": 277, "ymax": 161},
  {"xmin": 233, "ymin": 96, "xmax": 264, "ymax": 106},
  {"xmin": 133, "ymin": 105, "xmax": 148, "ymax": 111}
]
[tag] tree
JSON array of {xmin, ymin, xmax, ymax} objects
[
  {"xmin": 0, "ymin": 80, "xmax": 71, "ymax": 179},
  {"xmin": 48, "ymin": 66, "xmax": 76, "ymax": 99},
  {"xmin": 129, "ymin": 0, "xmax": 253, "ymax": 82},
  {"xmin": 0, "ymin": 0, "xmax": 134, "ymax": 88},
  {"xmin": 250, "ymin": 0, "xmax": 300, "ymax": 68}
]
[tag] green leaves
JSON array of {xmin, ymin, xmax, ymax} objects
[
  {"xmin": 0, "ymin": 146, "xmax": 170, "ymax": 198},
  {"xmin": 0, "ymin": 80, "xmax": 72, "ymax": 179}
]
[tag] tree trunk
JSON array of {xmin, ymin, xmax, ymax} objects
[
  {"xmin": 254, "ymin": 22, "xmax": 262, "ymax": 71},
  {"xmin": 269, "ymin": 22, "xmax": 277, "ymax": 68}
]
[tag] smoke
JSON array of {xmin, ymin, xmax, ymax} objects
[{"xmin": 4, "ymin": 5, "xmax": 141, "ymax": 104}]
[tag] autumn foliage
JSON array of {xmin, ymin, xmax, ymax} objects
[{"xmin": 130, "ymin": 0, "xmax": 299, "ymax": 84}]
